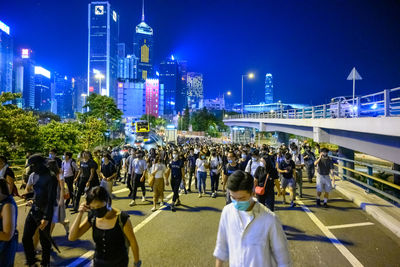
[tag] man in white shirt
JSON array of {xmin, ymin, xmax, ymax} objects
[
  {"xmin": 214, "ymin": 170, "xmax": 291, "ymax": 267},
  {"xmin": 245, "ymin": 149, "xmax": 265, "ymax": 177},
  {"xmin": 129, "ymin": 150, "xmax": 147, "ymax": 206}
]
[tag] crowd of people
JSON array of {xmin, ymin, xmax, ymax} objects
[{"xmin": 0, "ymin": 139, "xmax": 337, "ymax": 266}]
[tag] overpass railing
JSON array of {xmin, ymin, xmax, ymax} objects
[
  {"xmin": 332, "ymin": 155, "xmax": 400, "ymax": 205},
  {"xmin": 227, "ymin": 87, "xmax": 400, "ymax": 120}
]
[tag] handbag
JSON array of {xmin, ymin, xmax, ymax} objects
[{"xmin": 255, "ymin": 174, "xmax": 269, "ymax": 196}]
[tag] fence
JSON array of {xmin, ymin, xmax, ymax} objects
[{"xmin": 227, "ymin": 87, "xmax": 400, "ymax": 120}]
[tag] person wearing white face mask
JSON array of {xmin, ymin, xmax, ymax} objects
[
  {"xmin": 245, "ymin": 150, "xmax": 265, "ymax": 177},
  {"xmin": 195, "ymin": 152, "xmax": 209, "ymax": 198},
  {"xmin": 214, "ymin": 170, "xmax": 290, "ymax": 267},
  {"xmin": 209, "ymin": 151, "xmax": 222, "ymax": 198}
]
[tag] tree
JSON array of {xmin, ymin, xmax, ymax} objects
[
  {"xmin": 0, "ymin": 92, "xmax": 42, "ymax": 158},
  {"xmin": 79, "ymin": 117, "xmax": 107, "ymax": 150},
  {"xmin": 80, "ymin": 93, "xmax": 122, "ymax": 127},
  {"xmin": 140, "ymin": 114, "xmax": 166, "ymax": 128},
  {"xmin": 39, "ymin": 121, "xmax": 82, "ymax": 154}
]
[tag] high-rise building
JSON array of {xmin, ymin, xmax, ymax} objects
[
  {"xmin": 118, "ymin": 54, "xmax": 138, "ymax": 81},
  {"xmin": 88, "ymin": 1, "xmax": 119, "ymax": 100},
  {"xmin": 0, "ymin": 20, "xmax": 13, "ymax": 96},
  {"xmin": 265, "ymin": 73, "xmax": 273, "ymax": 104},
  {"xmin": 145, "ymin": 78, "xmax": 159, "ymax": 117},
  {"xmin": 117, "ymin": 80, "xmax": 145, "ymax": 119},
  {"xmin": 52, "ymin": 73, "xmax": 74, "ymax": 118},
  {"xmin": 159, "ymin": 57, "xmax": 178, "ymax": 115},
  {"xmin": 34, "ymin": 66, "xmax": 51, "ymax": 111},
  {"xmin": 177, "ymin": 60, "xmax": 188, "ymax": 112},
  {"xmin": 74, "ymin": 77, "xmax": 87, "ymax": 113},
  {"xmin": 187, "ymin": 72, "xmax": 203, "ymax": 109},
  {"xmin": 13, "ymin": 49, "xmax": 35, "ymax": 109},
  {"xmin": 134, "ymin": 0, "xmax": 154, "ymax": 81}
]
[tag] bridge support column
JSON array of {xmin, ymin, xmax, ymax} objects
[
  {"xmin": 338, "ymin": 146, "xmax": 355, "ymax": 179},
  {"xmin": 277, "ymin": 132, "xmax": 289, "ymax": 145}
]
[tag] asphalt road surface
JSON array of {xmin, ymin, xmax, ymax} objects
[{"xmin": 13, "ymin": 177, "xmax": 400, "ymax": 267}]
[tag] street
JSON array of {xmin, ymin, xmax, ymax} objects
[{"xmin": 13, "ymin": 178, "xmax": 400, "ymax": 267}]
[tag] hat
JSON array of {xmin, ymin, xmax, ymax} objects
[{"xmin": 27, "ymin": 154, "xmax": 45, "ymax": 166}]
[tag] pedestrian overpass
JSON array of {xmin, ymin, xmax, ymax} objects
[{"xmin": 223, "ymin": 88, "xmax": 400, "ymax": 165}]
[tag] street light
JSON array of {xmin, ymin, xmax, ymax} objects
[
  {"xmin": 222, "ymin": 91, "xmax": 232, "ymax": 119},
  {"xmin": 241, "ymin": 73, "xmax": 254, "ymax": 115},
  {"xmin": 95, "ymin": 72, "xmax": 105, "ymax": 95}
]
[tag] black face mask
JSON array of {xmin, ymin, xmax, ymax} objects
[{"xmin": 91, "ymin": 205, "xmax": 109, "ymax": 218}]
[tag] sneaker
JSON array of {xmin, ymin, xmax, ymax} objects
[
  {"xmin": 129, "ymin": 200, "xmax": 136, "ymax": 206},
  {"xmin": 212, "ymin": 193, "xmax": 216, "ymax": 198},
  {"xmin": 160, "ymin": 201, "xmax": 164, "ymax": 206},
  {"xmin": 171, "ymin": 204, "xmax": 176, "ymax": 211},
  {"xmin": 175, "ymin": 199, "xmax": 181, "ymax": 206},
  {"xmin": 142, "ymin": 196, "xmax": 146, "ymax": 202},
  {"xmin": 151, "ymin": 207, "xmax": 157, "ymax": 212},
  {"xmin": 323, "ymin": 202, "xmax": 328, "ymax": 208},
  {"xmin": 198, "ymin": 194, "xmax": 202, "ymax": 198},
  {"xmin": 316, "ymin": 199, "xmax": 321, "ymax": 206},
  {"xmin": 290, "ymin": 201, "xmax": 296, "ymax": 208}
]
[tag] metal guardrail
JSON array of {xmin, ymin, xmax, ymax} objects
[
  {"xmin": 226, "ymin": 87, "xmax": 400, "ymax": 120},
  {"xmin": 332, "ymin": 155, "xmax": 400, "ymax": 204}
]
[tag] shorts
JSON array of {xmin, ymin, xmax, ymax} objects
[
  {"xmin": 316, "ymin": 174, "xmax": 332, "ymax": 193},
  {"xmin": 281, "ymin": 177, "xmax": 295, "ymax": 189}
]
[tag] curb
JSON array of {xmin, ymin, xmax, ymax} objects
[{"xmin": 335, "ymin": 180, "xmax": 400, "ymax": 239}]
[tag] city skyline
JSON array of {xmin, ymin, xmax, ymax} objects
[{"xmin": 1, "ymin": 0, "xmax": 400, "ymax": 105}]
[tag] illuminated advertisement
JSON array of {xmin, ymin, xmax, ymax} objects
[
  {"xmin": 34, "ymin": 66, "xmax": 51, "ymax": 79},
  {"xmin": 0, "ymin": 20, "xmax": 10, "ymax": 35},
  {"xmin": 21, "ymin": 49, "xmax": 30, "ymax": 59}
]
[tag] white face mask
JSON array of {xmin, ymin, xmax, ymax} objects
[{"xmin": 173, "ymin": 154, "xmax": 178, "ymax": 160}]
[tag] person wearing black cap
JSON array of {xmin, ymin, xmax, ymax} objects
[{"xmin": 22, "ymin": 154, "xmax": 58, "ymax": 267}]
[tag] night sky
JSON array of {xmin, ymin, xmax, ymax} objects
[{"xmin": 1, "ymin": 0, "xmax": 400, "ymax": 105}]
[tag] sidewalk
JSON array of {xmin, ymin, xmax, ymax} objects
[{"xmin": 335, "ymin": 179, "xmax": 400, "ymax": 239}]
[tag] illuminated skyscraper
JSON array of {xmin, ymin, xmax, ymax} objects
[
  {"xmin": 34, "ymin": 66, "xmax": 51, "ymax": 111},
  {"xmin": 88, "ymin": 1, "xmax": 119, "ymax": 100},
  {"xmin": 0, "ymin": 20, "xmax": 13, "ymax": 96},
  {"xmin": 265, "ymin": 73, "xmax": 273, "ymax": 104},
  {"xmin": 134, "ymin": 0, "xmax": 154, "ymax": 81},
  {"xmin": 159, "ymin": 57, "xmax": 178, "ymax": 115},
  {"xmin": 187, "ymin": 72, "xmax": 203, "ymax": 108},
  {"xmin": 53, "ymin": 73, "xmax": 74, "ymax": 118},
  {"xmin": 13, "ymin": 49, "xmax": 35, "ymax": 108}
]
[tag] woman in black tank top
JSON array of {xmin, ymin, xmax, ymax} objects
[{"xmin": 69, "ymin": 186, "xmax": 141, "ymax": 267}]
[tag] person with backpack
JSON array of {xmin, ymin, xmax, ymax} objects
[
  {"xmin": 22, "ymin": 154, "xmax": 58, "ymax": 267},
  {"xmin": 303, "ymin": 145, "xmax": 316, "ymax": 183},
  {"xmin": 0, "ymin": 178, "xmax": 18, "ymax": 267},
  {"xmin": 245, "ymin": 150, "xmax": 265, "ymax": 177},
  {"xmin": 100, "ymin": 154, "xmax": 117, "ymax": 197},
  {"xmin": 291, "ymin": 145, "xmax": 304, "ymax": 198},
  {"xmin": 223, "ymin": 152, "xmax": 240, "ymax": 204},
  {"xmin": 72, "ymin": 151, "xmax": 98, "ymax": 214},
  {"xmin": 209, "ymin": 150, "xmax": 222, "ymax": 198},
  {"xmin": 62, "ymin": 152, "xmax": 78, "ymax": 208},
  {"xmin": 69, "ymin": 186, "xmax": 141, "ymax": 267}
]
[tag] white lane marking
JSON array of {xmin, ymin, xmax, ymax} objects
[
  {"xmin": 112, "ymin": 188, "xmax": 129, "ymax": 194},
  {"xmin": 326, "ymin": 222, "xmax": 374, "ymax": 230},
  {"xmin": 297, "ymin": 199, "xmax": 364, "ymax": 267},
  {"xmin": 68, "ymin": 179, "xmax": 194, "ymax": 266}
]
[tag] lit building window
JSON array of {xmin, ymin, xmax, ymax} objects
[{"xmin": 141, "ymin": 44, "xmax": 149, "ymax": 63}]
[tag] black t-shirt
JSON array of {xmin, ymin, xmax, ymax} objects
[
  {"xmin": 3, "ymin": 167, "xmax": 15, "ymax": 180},
  {"xmin": 224, "ymin": 163, "xmax": 239, "ymax": 176},
  {"xmin": 317, "ymin": 157, "xmax": 334, "ymax": 175},
  {"xmin": 101, "ymin": 162, "xmax": 116, "ymax": 178},
  {"xmin": 169, "ymin": 160, "xmax": 184, "ymax": 179},
  {"xmin": 80, "ymin": 159, "xmax": 97, "ymax": 180},
  {"xmin": 279, "ymin": 160, "xmax": 295, "ymax": 179}
]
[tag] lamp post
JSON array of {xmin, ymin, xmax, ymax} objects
[
  {"xmin": 241, "ymin": 73, "xmax": 254, "ymax": 115},
  {"xmin": 222, "ymin": 91, "xmax": 231, "ymax": 119}
]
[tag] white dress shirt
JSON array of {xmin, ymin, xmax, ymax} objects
[{"xmin": 214, "ymin": 200, "xmax": 291, "ymax": 267}]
